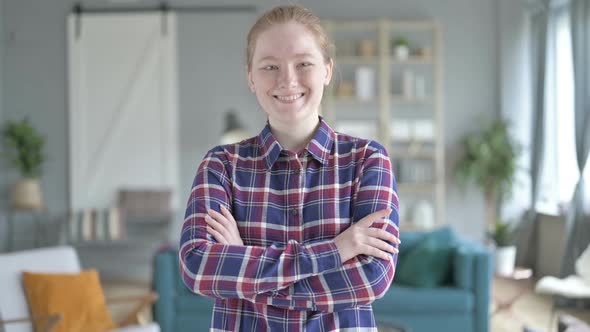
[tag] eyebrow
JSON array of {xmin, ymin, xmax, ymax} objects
[{"xmin": 257, "ymin": 53, "xmax": 315, "ymax": 62}]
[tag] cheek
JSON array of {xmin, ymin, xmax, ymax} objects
[
  {"xmin": 252, "ymin": 73, "xmax": 275, "ymax": 91},
  {"xmin": 304, "ymin": 73, "xmax": 327, "ymax": 94}
]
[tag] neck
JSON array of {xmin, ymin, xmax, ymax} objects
[{"xmin": 269, "ymin": 114, "xmax": 320, "ymax": 152}]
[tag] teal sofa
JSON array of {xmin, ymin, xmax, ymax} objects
[
  {"xmin": 372, "ymin": 227, "xmax": 493, "ymax": 332},
  {"xmin": 153, "ymin": 227, "xmax": 492, "ymax": 332},
  {"xmin": 153, "ymin": 248, "xmax": 214, "ymax": 332}
]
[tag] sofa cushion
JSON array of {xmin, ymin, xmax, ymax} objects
[
  {"xmin": 396, "ymin": 227, "xmax": 456, "ymax": 287},
  {"xmin": 23, "ymin": 269, "xmax": 116, "ymax": 332},
  {"xmin": 398, "ymin": 227, "xmax": 455, "ymax": 262},
  {"xmin": 375, "ymin": 286, "xmax": 474, "ymax": 313}
]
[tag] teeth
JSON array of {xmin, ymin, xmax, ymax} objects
[{"xmin": 276, "ymin": 93, "xmax": 303, "ymax": 101}]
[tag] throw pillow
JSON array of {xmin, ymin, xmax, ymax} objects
[
  {"xmin": 396, "ymin": 227, "xmax": 456, "ymax": 279},
  {"xmin": 395, "ymin": 234, "xmax": 456, "ymax": 288},
  {"xmin": 22, "ymin": 269, "xmax": 116, "ymax": 332}
]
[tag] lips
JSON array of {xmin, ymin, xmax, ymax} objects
[{"xmin": 274, "ymin": 93, "xmax": 305, "ymax": 103}]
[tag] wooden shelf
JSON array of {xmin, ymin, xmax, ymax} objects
[
  {"xmin": 393, "ymin": 149, "xmax": 435, "ymax": 159},
  {"xmin": 389, "ymin": 21, "xmax": 438, "ymax": 31},
  {"xmin": 391, "ymin": 95, "xmax": 433, "ymax": 104},
  {"xmin": 335, "ymin": 56, "xmax": 379, "ymax": 65},
  {"xmin": 390, "ymin": 56, "xmax": 434, "ymax": 64},
  {"xmin": 331, "ymin": 95, "xmax": 379, "ymax": 103},
  {"xmin": 398, "ymin": 183, "xmax": 437, "ymax": 193},
  {"xmin": 325, "ymin": 19, "xmax": 445, "ymax": 228}
]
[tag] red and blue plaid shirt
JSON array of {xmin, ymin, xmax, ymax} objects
[{"xmin": 179, "ymin": 117, "xmax": 399, "ymax": 331}]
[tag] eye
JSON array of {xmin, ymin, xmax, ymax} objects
[
  {"xmin": 299, "ymin": 62, "xmax": 313, "ymax": 68},
  {"xmin": 262, "ymin": 65, "xmax": 278, "ymax": 71}
]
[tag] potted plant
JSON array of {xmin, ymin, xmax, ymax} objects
[
  {"xmin": 455, "ymin": 119, "xmax": 520, "ymax": 228},
  {"xmin": 488, "ymin": 220, "xmax": 516, "ymax": 276},
  {"xmin": 1, "ymin": 118, "xmax": 46, "ymax": 210},
  {"xmin": 456, "ymin": 119, "xmax": 521, "ymax": 276},
  {"xmin": 392, "ymin": 37, "xmax": 410, "ymax": 60}
]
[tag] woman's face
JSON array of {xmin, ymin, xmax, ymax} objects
[{"xmin": 248, "ymin": 22, "xmax": 333, "ymax": 127}]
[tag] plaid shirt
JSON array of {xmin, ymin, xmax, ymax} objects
[{"xmin": 179, "ymin": 117, "xmax": 399, "ymax": 331}]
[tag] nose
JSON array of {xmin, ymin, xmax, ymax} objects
[{"xmin": 277, "ymin": 65, "xmax": 298, "ymax": 89}]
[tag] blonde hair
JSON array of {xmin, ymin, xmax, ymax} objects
[{"xmin": 246, "ymin": 5, "xmax": 332, "ymax": 71}]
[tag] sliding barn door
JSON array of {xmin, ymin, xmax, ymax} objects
[{"xmin": 67, "ymin": 12, "xmax": 179, "ymax": 211}]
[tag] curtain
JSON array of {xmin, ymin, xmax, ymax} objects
[
  {"xmin": 515, "ymin": 1, "xmax": 550, "ymax": 268},
  {"xmin": 561, "ymin": 0, "xmax": 590, "ymax": 276}
]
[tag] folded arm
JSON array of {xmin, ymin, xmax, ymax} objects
[
  {"xmin": 253, "ymin": 141, "xmax": 400, "ymax": 311},
  {"xmin": 179, "ymin": 149, "xmax": 342, "ymax": 300}
]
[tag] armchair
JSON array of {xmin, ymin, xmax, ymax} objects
[{"xmin": 0, "ymin": 246, "xmax": 160, "ymax": 332}]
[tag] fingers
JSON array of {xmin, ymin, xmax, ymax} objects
[
  {"xmin": 369, "ymin": 228, "xmax": 400, "ymax": 245},
  {"xmin": 364, "ymin": 245, "xmax": 391, "ymax": 260},
  {"xmin": 207, "ymin": 208, "xmax": 230, "ymax": 227},
  {"xmin": 220, "ymin": 205, "xmax": 236, "ymax": 223},
  {"xmin": 207, "ymin": 226, "xmax": 227, "ymax": 244},
  {"xmin": 205, "ymin": 206, "xmax": 244, "ymax": 246},
  {"xmin": 367, "ymin": 237, "xmax": 398, "ymax": 255},
  {"xmin": 357, "ymin": 208, "xmax": 393, "ymax": 228},
  {"xmin": 205, "ymin": 215, "xmax": 232, "ymax": 241}
]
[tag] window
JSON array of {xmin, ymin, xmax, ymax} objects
[{"xmin": 536, "ymin": 6, "xmax": 581, "ymax": 215}]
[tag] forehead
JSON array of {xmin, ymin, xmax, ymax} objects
[{"xmin": 253, "ymin": 22, "xmax": 323, "ymax": 61}]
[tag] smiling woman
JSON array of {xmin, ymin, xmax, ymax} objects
[
  {"xmin": 246, "ymin": 12, "xmax": 333, "ymax": 152},
  {"xmin": 178, "ymin": 5, "xmax": 400, "ymax": 332}
]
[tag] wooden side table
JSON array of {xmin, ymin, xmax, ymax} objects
[{"xmin": 492, "ymin": 267, "xmax": 534, "ymax": 317}]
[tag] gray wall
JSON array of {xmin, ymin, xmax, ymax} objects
[
  {"xmin": 0, "ymin": 0, "xmax": 531, "ymax": 249},
  {"xmin": 0, "ymin": 0, "xmax": 5, "ymax": 245}
]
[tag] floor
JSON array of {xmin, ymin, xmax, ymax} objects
[
  {"xmin": 103, "ymin": 277, "xmax": 590, "ymax": 332},
  {"xmin": 491, "ymin": 277, "xmax": 590, "ymax": 332}
]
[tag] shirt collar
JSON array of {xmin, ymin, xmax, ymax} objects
[{"xmin": 258, "ymin": 116, "xmax": 335, "ymax": 169}]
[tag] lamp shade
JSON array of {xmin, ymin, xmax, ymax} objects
[{"xmin": 221, "ymin": 110, "xmax": 249, "ymax": 144}]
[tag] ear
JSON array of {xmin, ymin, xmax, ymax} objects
[
  {"xmin": 324, "ymin": 58, "xmax": 334, "ymax": 86},
  {"xmin": 248, "ymin": 71, "xmax": 255, "ymax": 93}
]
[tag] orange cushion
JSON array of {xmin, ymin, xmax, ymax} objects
[{"xmin": 22, "ymin": 269, "xmax": 117, "ymax": 332}]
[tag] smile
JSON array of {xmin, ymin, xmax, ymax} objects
[{"xmin": 274, "ymin": 93, "xmax": 305, "ymax": 102}]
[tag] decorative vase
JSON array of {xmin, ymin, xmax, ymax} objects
[
  {"xmin": 495, "ymin": 245, "xmax": 517, "ymax": 276},
  {"xmin": 412, "ymin": 200, "xmax": 435, "ymax": 229},
  {"xmin": 394, "ymin": 45, "xmax": 409, "ymax": 60},
  {"xmin": 358, "ymin": 39, "xmax": 376, "ymax": 57},
  {"xmin": 12, "ymin": 178, "xmax": 44, "ymax": 210},
  {"xmin": 355, "ymin": 66, "xmax": 376, "ymax": 100}
]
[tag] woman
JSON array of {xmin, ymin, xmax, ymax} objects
[{"xmin": 179, "ymin": 5, "xmax": 400, "ymax": 331}]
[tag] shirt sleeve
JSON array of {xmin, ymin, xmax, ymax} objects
[
  {"xmin": 252, "ymin": 141, "xmax": 399, "ymax": 312},
  {"xmin": 179, "ymin": 148, "xmax": 342, "ymax": 300}
]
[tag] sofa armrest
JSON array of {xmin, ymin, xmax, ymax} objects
[
  {"xmin": 0, "ymin": 313, "xmax": 62, "ymax": 332},
  {"xmin": 452, "ymin": 239, "xmax": 493, "ymax": 332},
  {"xmin": 153, "ymin": 249, "xmax": 177, "ymax": 332}
]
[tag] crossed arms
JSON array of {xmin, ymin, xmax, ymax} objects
[{"xmin": 179, "ymin": 142, "xmax": 399, "ymax": 312}]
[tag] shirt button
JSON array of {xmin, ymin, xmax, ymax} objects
[{"xmin": 291, "ymin": 209, "xmax": 298, "ymax": 216}]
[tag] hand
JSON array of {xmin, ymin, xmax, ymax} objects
[
  {"xmin": 334, "ymin": 208, "xmax": 400, "ymax": 262},
  {"xmin": 205, "ymin": 205, "xmax": 244, "ymax": 246}
]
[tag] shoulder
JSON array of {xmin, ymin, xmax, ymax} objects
[
  {"xmin": 333, "ymin": 131, "xmax": 389, "ymax": 159},
  {"xmin": 201, "ymin": 136, "xmax": 259, "ymax": 167}
]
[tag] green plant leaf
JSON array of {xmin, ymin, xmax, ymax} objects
[
  {"xmin": 455, "ymin": 118, "xmax": 521, "ymax": 201},
  {"xmin": 1, "ymin": 117, "xmax": 46, "ymax": 178}
]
